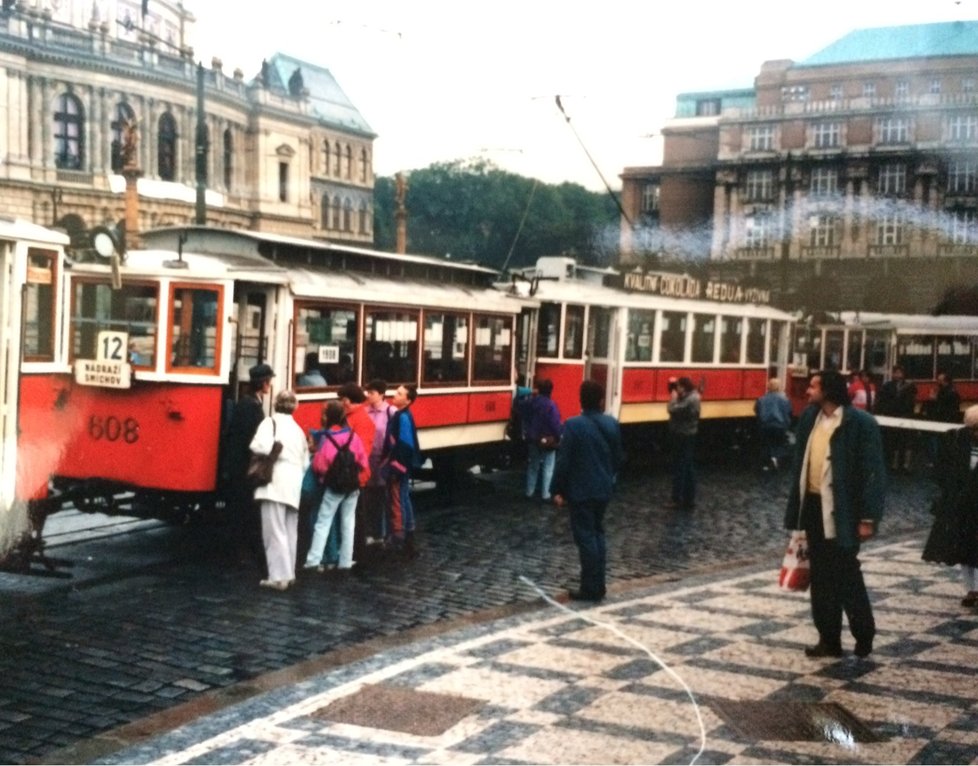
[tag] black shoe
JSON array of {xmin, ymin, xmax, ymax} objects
[
  {"xmin": 804, "ymin": 642, "xmax": 843, "ymax": 658},
  {"xmin": 854, "ymin": 640, "xmax": 873, "ymax": 658},
  {"xmin": 568, "ymin": 589, "xmax": 605, "ymax": 602}
]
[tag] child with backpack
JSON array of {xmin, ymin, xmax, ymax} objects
[{"xmin": 303, "ymin": 401, "xmax": 370, "ymax": 573}]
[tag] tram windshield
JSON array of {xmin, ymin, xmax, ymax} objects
[
  {"xmin": 71, "ymin": 281, "xmax": 158, "ymax": 367},
  {"xmin": 169, "ymin": 286, "xmax": 220, "ymax": 372}
]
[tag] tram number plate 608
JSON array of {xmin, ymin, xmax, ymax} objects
[{"xmin": 88, "ymin": 415, "xmax": 140, "ymax": 444}]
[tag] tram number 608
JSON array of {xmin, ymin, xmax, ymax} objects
[{"xmin": 89, "ymin": 415, "xmax": 140, "ymax": 444}]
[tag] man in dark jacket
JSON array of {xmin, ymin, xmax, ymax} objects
[
  {"xmin": 785, "ymin": 370, "xmax": 886, "ymax": 659},
  {"xmin": 875, "ymin": 364, "xmax": 917, "ymax": 474},
  {"xmin": 551, "ymin": 380, "xmax": 624, "ymax": 602}
]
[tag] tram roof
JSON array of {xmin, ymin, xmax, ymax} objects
[
  {"xmin": 142, "ymin": 227, "xmax": 500, "ymax": 281},
  {"xmin": 830, "ymin": 311, "xmax": 978, "ymax": 334},
  {"xmin": 0, "ymin": 218, "xmax": 70, "ymax": 247}
]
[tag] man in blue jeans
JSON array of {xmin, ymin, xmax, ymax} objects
[{"xmin": 551, "ymin": 380, "xmax": 624, "ymax": 602}]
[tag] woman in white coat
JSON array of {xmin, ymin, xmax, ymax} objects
[{"xmin": 249, "ymin": 390, "xmax": 309, "ymax": 590}]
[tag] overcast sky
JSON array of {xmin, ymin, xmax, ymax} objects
[{"xmin": 194, "ymin": 0, "xmax": 975, "ymax": 192}]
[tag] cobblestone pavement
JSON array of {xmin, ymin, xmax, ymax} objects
[
  {"xmin": 0, "ymin": 460, "xmax": 942, "ymax": 764},
  {"xmin": 92, "ymin": 538, "xmax": 978, "ymax": 766}
]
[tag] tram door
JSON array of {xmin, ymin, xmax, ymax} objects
[
  {"xmin": 585, "ymin": 306, "xmax": 620, "ymax": 416},
  {"xmin": 229, "ymin": 285, "xmax": 273, "ymax": 402}
]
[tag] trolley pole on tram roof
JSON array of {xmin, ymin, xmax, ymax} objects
[{"xmin": 195, "ymin": 61, "xmax": 208, "ymax": 225}]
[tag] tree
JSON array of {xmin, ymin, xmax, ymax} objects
[{"xmin": 372, "ymin": 160, "xmax": 619, "ymax": 270}]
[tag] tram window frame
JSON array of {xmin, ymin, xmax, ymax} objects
[
  {"xmin": 770, "ymin": 320, "xmax": 785, "ymax": 367},
  {"xmin": 864, "ymin": 330, "xmax": 889, "ymax": 377},
  {"xmin": 563, "ymin": 304, "xmax": 585, "ymax": 360},
  {"xmin": 422, "ymin": 310, "xmax": 469, "ymax": 386},
  {"xmin": 823, "ymin": 329, "xmax": 844, "ymax": 371},
  {"xmin": 167, "ymin": 283, "xmax": 223, "ymax": 375},
  {"xmin": 846, "ymin": 330, "xmax": 864, "ymax": 373},
  {"xmin": 626, "ymin": 309, "xmax": 655, "ymax": 363},
  {"xmin": 472, "ymin": 313, "xmax": 513, "ymax": 385},
  {"xmin": 659, "ymin": 310, "xmax": 686, "ymax": 363},
  {"xmin": 691, "ymin": 313, "xmax": 716, "ymax": 364},
  {"xmin": 746, "ymin": 318, "xmax": 766, "ymax": 365},
  {"xmin": 23, "ymin": 248, "xmax": 58, "ymax": 362},
  {"xmin": 936, "ymin": 335, "xmax": 972, "ymax": 381},
  {"xmin": 536, "ymin": 302, "xmax": 561, "ymax": 359},
  {"xmin": 294, "ymin": 301, "xmax": 359, "ymax": 389},
  {"xmin": 70, "ymin": 279, "xmax": 159, "ymax": 368},
  {"xmin": 897, "ymin": 335, "xmax": 935, "ymax": 380},
  {"xmin": 719, "ymin": 316, "xmax": 743, "ymax": 364},
  {"xmin": 589, "ymin": 306, "xmax": 612, "ymax": 360},
  {"xmin": 363, "ymin": 307, "xmax": 419, "ymax": 386}
]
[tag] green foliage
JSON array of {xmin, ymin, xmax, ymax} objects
[{"xmin": 372, "ymin": 159, "xmax": 620, "ymax": 270}]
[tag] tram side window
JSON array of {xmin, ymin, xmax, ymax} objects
[
  {"xmin": 563, "ymin": 304, "xmax": 585, "ymax": 359},
  {"xmin": 846, "ymin": 331, "xmax": 864, "ymax": 374},
  {"xmin": 691, "ymin": 314, "xmax": 716, "ymax": 364},
  {"xmin": 898, "ymin": 335, "xmax": 934, "ymax": 380},
  {"xmin": 719, "ymin": 317, "xmax": 743, "ymax": 363},
  {"xmin": 770, "ymin": 320, "xmax": 785, "ymax": 366},
  {"xmin": 169, "ymin": 286, "xmax": 220, "ymax": 372},
  {"xmin": 746, "ymin": 318, "xmax": 765, "ymax": 364},
  {"xmin": 23, "ymin": 249, "xmax": 57, "ymax": 361},
  {"xmin": 71, "ymin": 282, "xmax": 158, "ymax": 366},
  {"xmin": 536, "ymin": 302, "xmax": 561, "ymax": 358},
  {"xmin": 364, "ymin": 309, "xmax": 418, "ymax": 385},
  {"xmin": 792, "ymin": 325, "xmax": 820, "ymax": 369},
  {"xmin": 865, "ymin": 331, "xmax": 888, "ymax": 376},
  {"xmin": 423, "ymin": 312, "xmax": 468, "ymax": 385},
  {"xmin": 626, "ymin": 309, "xmax": 655, "ymax": 362},
  {"xmin": 824, "ymin": 330, "xmax": 844, "ymax": 371},
  {"xmin": 659, "ymin": 311, "xmax": 686, "ymax": 363},
  {"xmin": 590, "ymin": 307, "xmax": 612, "ymax": 359},
  {"xmin": 295, "ymin": 304, "xmax": 357, "ymax": 387},
  {"xmin": 937, "ymin": 335, "xmax": 972, "ymax": 381},
  {"xmin": 473, "ymin": 314, "xmax": 512, "ymax": 383}
]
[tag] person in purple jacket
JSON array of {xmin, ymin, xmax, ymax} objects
[{"xmin": 524, "ymin": 378, "xmax": 562, "ymax": 502}]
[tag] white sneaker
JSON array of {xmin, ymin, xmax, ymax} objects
[{"xmin": 259, "ymin": 579, "xmax": 289, "ymax": 591}]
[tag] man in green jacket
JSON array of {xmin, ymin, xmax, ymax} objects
[{"xmin": 785, "ymin": 370, "xmax": 886, "ymax": 659}]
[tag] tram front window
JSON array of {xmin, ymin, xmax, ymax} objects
[
  {"xmin": 563, "ymin": 304, "xmax": 585, "ymax": 359},
  {"xmin": 71, "ymin": 281, "xmax": 158, "ymax": 366},
  {"xmin": 536, "ymin": 302, "xmax": 560, "ymax": 359},
  {"xmin": 170, "ymin": 286, "xmax": 220, "ymax": 371}
]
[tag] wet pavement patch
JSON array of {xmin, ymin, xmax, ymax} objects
[
  {"xmin": 311, "ymin": 683, "xmax": 484, "ymax": 736},
  {"xmin": 706, "ymin": 698, "xmax": 883, "ymax": 744}
]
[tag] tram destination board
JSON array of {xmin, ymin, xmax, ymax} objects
[{"xmin": 74, "ymin": 330, "xmax": 133, "ymax": 389}]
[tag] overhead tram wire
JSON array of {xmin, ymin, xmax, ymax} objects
[{"xmin": 553, "ymin": 95, "xmax": 634, "ymax": 230}]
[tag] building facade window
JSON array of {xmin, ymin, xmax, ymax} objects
[
  {"xmin": 158, "ymin": 111, "xmax": 177, "ymax": 181},
  {"xmin": 110, "ymin": 102, "xmax": 135, "ymax": 173},
  {"xmin": 321, "ymin": 194, "xmax": 331, "ymax": 229},
  {"xmin": 878, "ymin": 163, "xmax": 907, "ymax": 196},
  {"xmin": 323, "ymin": 140, "xmax": 331, "ymax": 176},
  {"xmin": 830, "ymin": 84, "xmax": 843, "ymax": 100},
  {"xmin": 812, "ymin": 121, "xmax": 841, "ymax": 148},
  {"xmin": 343, "ymin": 199, "xmax": 353, "ymax": 231},
  {"xmin": 333, "ymin": 141, "xmax": 341, "ymax": 175},
  {"xmin": 359, "ymin": 201, "xmax": 369, "ymax": 234},
  {"xmin": 946, "ymin": 210, "xmax": 977, "ymax": 244},
  {"xmin": 641, "ymin": 183, "xmax": 660, "ymax": 212},
  {"xmin": 745, "ymin": 214, "xmax": 772, "ymax": 247},
  {"xmin": 278, "ymin": 162, "xmax": 289, "ymax": 202},
  {"xmin": 895, "ymin": 80, "xmax": 910, "ymax": 98},
  {"xmin": 863, "ymin": 82, "xmax": 876, "ymax": 98},
  {"xmin": 782, "ymin": 85, "xmax": 808, "ymax": 102},
  {"xmin": 360, "ymin": 148, "xmax": 369, "ymax": 182},
  {"xmin": 876, "ymin": 213, "xmax": 906, "ymax": 245},
  {"xmin": 948, "ymin": 114, "xmax": 978, "ymax": 141},
  {"xmin": 964, "ymin": 78, "xmax": 976, "ymax": 93},
  {"xmin": 223, "ymin": 128, "xmax": 233, "ymax": 191},
  {"xmin": 930, "ymin": 78, "xmax": 942, "ymax": 94},
  {"xmin": 948, "ymin": 160, "xmax": 978, "ymax": 194},
  {"xmin": 744, "ymin": 169, "xmax": 773, "ymax": 201},
  {"xmin": 809, "ymin": 167, "xmax": 839, "ymax": 197},
  {"xmin": 695, "ymin": 98, "xmax": 720, "ymax": 116},
  {"xmin": 877, "ymin": 116, "xmax": 910, "ymax": 144},
  {"xmin": 344, "ymin": 145, "xmax": 352, "ymax": 179},
  {"xmin": 53, "ymin": 92, "xmax": 84, "ymax": 170},
  {"xmin": 810, "ymin": 214, "xmax": 839, "ymax": 246},
  {"xmin": 747, "ymin": 125, "xmax": 774, "ymax": 151}
]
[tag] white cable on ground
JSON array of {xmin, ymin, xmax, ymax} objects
[{"xmin": 519, "ymin": 575, "xmax": 707, "ymax": 766}]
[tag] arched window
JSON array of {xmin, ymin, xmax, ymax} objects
[
  {"xmin": 332, "ymin": 197, "xmax": 341, "ymax": 230},
  {"xmin": 344, "ymin": 145, "xmax": 352, "ymax": 179},
  {"xmin": 360, "ymin": 148, "xmax": 369, "ymax": 182},
  {"xmin": 323, "ymin": 140, "xmax": 331, "ymax": 176},
  {"xmin": 110, "ymin": 102, "xmax": 135, "ymax": 173},
  {"xmin": 359, "ymin": 201, "xmax": 369, "ymax": 234},
  {"xmin": 158, "ymin": 111, "xmax": 177, "ymax": 181},
  {"xmin": 333, "ymin": 141, "xmax": 341, "ymax": 176},
  {"xmin": 321, "ymin": 194, "xmax": 331, "ymax": 229},
  {"xmin": 223, "ymin": 128, "xmax": 233, "ymax": 190},
  {"xmin": 53, "ymin": 92, "xmax": 84, "ymax": 170},
  {"xmin": 343, "ymin": 198, "xmax": 353, "ymax": 231}
]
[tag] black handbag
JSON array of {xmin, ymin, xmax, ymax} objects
[{"xmin": 247, "ymin": 419, "xmax": 283, "ymax": 488}]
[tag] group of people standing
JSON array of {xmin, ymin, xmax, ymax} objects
[{"xmin": 223, "ymin": 364, "xmax": 420, "ymax": 591}]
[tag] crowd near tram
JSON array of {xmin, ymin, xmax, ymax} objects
[{"xmin": 1, "ymin": 219, "xmax": 977, "ymax": 608}]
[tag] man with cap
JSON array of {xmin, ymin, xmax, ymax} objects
[{"xmin": 222, "ymin": 363, "xmax": 275, "ymax": 569}]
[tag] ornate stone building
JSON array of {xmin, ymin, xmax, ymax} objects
[
  {"xmin": 0, "ymin": 0, "xmax": 375, "ymax": 248},
  {"xmin": 620, "ymin": 21, "xmax": 978, "ymax": 312}
]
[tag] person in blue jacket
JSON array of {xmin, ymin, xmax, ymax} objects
[
  {"xmin": 551, "ymin": 380, "xmax": 623, "ymax": 602},
  {"xmin": 755, "ymin": 377, "xmax": 793, "ymax": 471},
  {"xmin": 524, "ymin": 378, "xmax": 562, "ymax": 501},
  {"xmin": 785, "ymin": 369, "xmax": 886, "ymax": 659},
  {"xmin": 382, "ymin": 384, "xmax": 421, "ymax": 557}
]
